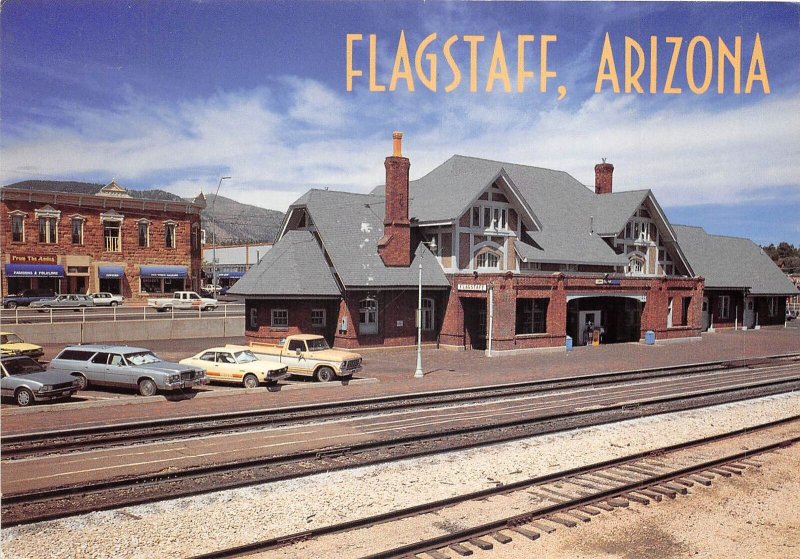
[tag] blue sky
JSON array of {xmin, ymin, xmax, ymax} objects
[{"xmin": 2, "ymin": 1, "xmax": 798, "ymax": 245}]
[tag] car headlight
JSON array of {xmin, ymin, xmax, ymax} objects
[
  {"xmin": 169, "ymin": 374, "xmax": 180, "ymax": 383},
  {"xmin": 39, "ymin": 385, "xmax": 53, "ymax": 392}
]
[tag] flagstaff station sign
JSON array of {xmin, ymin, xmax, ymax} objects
[{"xmin": 457, "ymin": 283, "xmax": 488, "ymax": 292}]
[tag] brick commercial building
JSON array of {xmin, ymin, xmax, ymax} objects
[
  {"xmin": 1, "ymin": 182, "xmax": 205, "ymax": 302},
  {"xmin": 231, "ymin": 133, "xmax": 798, "ymax": 352}
]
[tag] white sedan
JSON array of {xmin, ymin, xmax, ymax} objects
[{"xmin": 180, "ymin": 347, "xmax": 290, "ymax": 388}]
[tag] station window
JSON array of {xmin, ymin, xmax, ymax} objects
[
  {"xmin": 421, "ymin": 298, "xmax": 435, "ymax": 331},
  {"xmin": 311, "ymin": 309, "xmax": 326, "ymax": 328},
  {"xmin": 248, "ymin": 307, "xmax": 259, "ymax": 330},
  {"xmin": 718, "ymin": 295, "xmax": 730, "ymax": 320},
  {"xmin": 768, "ymin": 297, "xmax": 777, "ymax": 317},
  {"xmin": 476, "ymin": 251, "xmax": 500, "ymax": 269},
  {"xmin": 516, "ymin": 298, "xmax": 548, "ymax": 334},
  {"xmin": 359, "ymin": 298, "xmax": 378, "ymax": 335},
  {"xmin": 271, "ymin": 309, "xmax": 288, "ymax": 327}
]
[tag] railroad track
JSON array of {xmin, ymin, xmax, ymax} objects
[
  {"xmin": 186, "ymin": 416, "xmax": 800, "ymax": 559},
  {"xmin": 3, "ymin": 361, "xmax": 799, "ymax": 527},
  {"xmin": 4, "ymin": 353, "xmax": 799, "ymax": 459}
]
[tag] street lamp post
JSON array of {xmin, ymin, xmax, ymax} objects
[
  {"xmin": 414, "ymin": 238, "xmax": 437, "ymax": 379},
  {"xmin": 211, "ymin": 176, "xmax": 231, "ymax": 300}
]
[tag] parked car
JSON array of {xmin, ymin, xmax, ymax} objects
[
  {"xmin": 787, "ymin": 308, "xmax": 797, "ymax": 321},
  {"xmin": 148, "ymin": 291, "xmax": 218, "ymax": 312},
  {"xmin": 30, "ymin": 294, "xmax": 95, "ymax": 311},
  {"xmin": 1, "ymin": 355, "xmax": 80, "ymax": 406},
  {"xmin": 0, "ymin": 331, "xmax": 44, "ymax": 359},
  {"xmin": 239, "ymin": 334, "xmax": 362, "ymax": 382},
  {"xmin": 180, "ymin": 347, "xmax": 290, "ymax": 388},
  {"xmin": 2, "ymin": 289, "xmax": 56, "ymax": 309},
  {"xmin": 89, "ymin": 292, "xmax": 124, "ymax": 306},
  {"xmin": 49, "ymin": 344, "xmax": 208, "ymax": 396}
]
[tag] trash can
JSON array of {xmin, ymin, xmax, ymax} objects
[
  {"xmin": 565, "ymin": 336, "xmax": 573, "ymax": 352},
  {"xmin": 645, "ymin": 330, "xmax": 656, "ymax": 345}
]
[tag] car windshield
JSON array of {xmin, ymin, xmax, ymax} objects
[
  {"xmin": 3, "ymin": 358, "xmax": 45, "ymax": 375},
  {"xmin": 124, "ymin": 351, "xmax": 162, "ymax": 365},
  {"xmin": 1, "ymin": 334, "xmax": 24, "ymax": 344},
  {"xmin": 307, "ymin": 339, "xmax": 330, "ymax": 351},
  {"xmin": 234, "ymin": 350, "xmax": 258, "ymax": 363}
]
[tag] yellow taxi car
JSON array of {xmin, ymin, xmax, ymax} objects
[
  {"xmin": 179, "ymin": 347, "xmax": 290, "ymax": 388},
  {"xmin": 0, "ymin": 332, "xmax": 44, "ymax": 360}
]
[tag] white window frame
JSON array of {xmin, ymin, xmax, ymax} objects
[
  {"xmin": 271, "ymin": 309, "xmax": 288, "ymax": 328},
  {"xmin": 421, "ymin": 298, "xmax": 435, "ymax": 331},
  {"xmin": 667, "ymin": 297, "xmax": 674, "ymax": 328},
  {"xmin": 359, "ymin": 297, "xmax": 378, "ymax": 335},
  {"xmin": 628, "ymin": 254, "xmax": 645, "ymax": 276},
  {"xmin": 101, "ymin": 211, "xmax": 124, "ymax": 253},
  {"xmin": 164, "ymin": 221, "xmax": 178, "ymax": 249},
  {"xmin": 719, "ymin": 295, "xmax": 730, "ymax": 320},
  {"xmin": 476, "ymin": 251, "xmax": 500, "ymax": 269},
  {"xmin": 311, "ymin": 308, "xmax": 327, "ymax": 328},
  {"xmin": 138, "ymin": 219, "xmax": 151, "ymax": 248},
  {"xmin": 35, "ymin": 206, "xmax": 61, "ymax": 244},
  {"xmin": 249, "ymin": 307, "xmax": 259, "ymax": 329},
  {"xmin": 70, "ymin": 215, "xmax": 86, "ymax": 245},
  {"xmin": 9, "ymin": 211, "xmax": 26, "ymax": 243}
]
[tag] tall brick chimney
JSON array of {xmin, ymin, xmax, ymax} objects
[
  {"xmin": 594, "ymin": 159, "xmax": 614, "ymax": 195},
  {"xmin": 377, "ymin": 131, "xmax": 412, "ymax": 267}
]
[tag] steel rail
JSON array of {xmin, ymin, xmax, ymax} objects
[
  {"xmin": 186, "ymin": 416, "xmax": 800, "ymax": 559},
  {"xmin": 3, "ymin": 373, "xmax": 799, "ymax": 527},
  {"xmin": 4, "ymin": 353, "xmax": 798, "ymax": 458}
]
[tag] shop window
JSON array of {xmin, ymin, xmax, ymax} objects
[
  {"xmin": 71, "ymin": 217, "xmax": 85, "ymax": 245},
  {"xmin": 163, "ymin": 278, "xmax": 184, "ymax": 292},
  {"xmin": 719, "ymin": 295, "xmax": 730, "ymax": 320},
  {"xmin": 311, "ymin": 309, "xmax": 326, "ymax": 328},
  {"xmin": 10, "ymin": 212, "xmax": 25, "ymax": 242},
  {"xmin": 138, "ymin": 220, "xmax": 150, "ymax": 248},
  {"xmin": 271, "ymin": 309, "xmax": 288, "ymax": 327},
  {"xmin": 421, "ymin": 298, "xmax": 434, "ymax": 331},
  {"xmin": 516, "ymin": 298, "xmax": 548, "ymax": 334},
  {"xmin": 165, "ymin": 222, "xmax": 177, "ymax": 249},
  {"xmin": 141, "ymin": 278, "xmax": 161, "ymax": 293},
  {"xmin": 359, "ymin": 298, "xmax": 378, "ymax": 335},
  {"xmin": 38, "ymin": 217, "xmax": 58, "ymax": 244}
]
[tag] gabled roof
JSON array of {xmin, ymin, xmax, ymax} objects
[
  {"xmin": 673, "ymin": 225, "xmax": 799, "ymax": 296},
  {"xmin": 591, "ymin": 190, "xmax": 651, "ymax": 236},
  {"xmin": 228, "ymin": 230, "xmax": 340, "ymax": 297},
  {"xmin": 294, "ymin": 189, "xmax": 450, "ymax": 288}
]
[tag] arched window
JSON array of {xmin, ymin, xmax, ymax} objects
[
  {"xmin": 421, "ymin": 298, "xmax": 435, "ymax": 331},
  {"xmin": 628, "ymin": 254, "xmax": 645, "ymax": 275},
  {"xmin": 359, "ymin": 298, "xmax": 378, "ymax": 335},
  {"xmin": 476, "ymin": 251, "xmax": 500, "ymax": 269}
]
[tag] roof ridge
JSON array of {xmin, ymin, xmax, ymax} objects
[{"xmin": 451, "ymin": 154, "xmax": 573, "ymax": 175}]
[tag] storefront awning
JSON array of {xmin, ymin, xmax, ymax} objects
[
  {"xmin": 216, "ymin": 271, "xmax": 245, "ymax": 279},
  {"xmin": 140, "ymin": 265, "xmax": 188, "ymax": 279},
  {"xmin": 99, "ymin": 265, "xmax": 125, "ymax": 279},
  {"xmin": 4, "ymin": 264, "xmax": 65, "ymax": 278}
]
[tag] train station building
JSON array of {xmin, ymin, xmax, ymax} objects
[
  {"xmin": 1, "ymin": 181, "xmax": 205, "ymax": 302},
  {"xmin": 231, "ymin": 133, "xmax": 797, "ymax": 352}
]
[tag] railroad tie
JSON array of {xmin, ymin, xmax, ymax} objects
[
  {"xmin": 448, "ymin": 543, "xmax": 473, "ymax": 556},
  {"xmin": 634, "ymin": 489, "xmax": 663, "ymax": 502},
  {"xmin": 708, "ymin": 468, "xmax": 733, "ymax": 478},
  {"xmin": 531, "ymin": 520, "xmax": 558, "ymax": 534},
  {"xmin": 694, "ymin": 472, "xmax": 716, "ymax": 480},
  {"xmin": 511, "ymin": 526, "xmax": 540, "ymax": 541},
  {"xmin": 567, "ymin": 510, "xmax": 592, "ymax": 522},
  {"xmin": 566, "ymin": 477, "xmax": 605, "ymax": 491},
  {"xmin": 719, "ymin": 465, "xmax": 743, "ymax": 475},
  {"xmin": 607, "ymin": 498, "xmax": 630, "ymax": 508},
  {"xmin": 575, "ymin": 474, "xmax": 615, "ymax": 488},
  {"xmin": 650, "ymin": 485, "xmax": 678, "ymax": 499},
  {"xmin": 660, "ymin": 482, "xmax": 689, "ymax": 495},
  {"xmin": 673, "ymin": 478, "xmax": 694, "ymax": 487},
  {"xmin": 579, "ymin": 506, "xmax": 603, "ymax": 515},
  {"xmin": 491, "ymin": 531, "xmax": 513, "ymax": 544},
  {"xmin": 617, "ymin": 464, "xmax": 659, "ymax": 476},
  {"xmin": 587, "ymin": 471, "xmax": 633, "ymax": 484},
  {"xmin": 624, "ymin": 492, "xmax": 650, "ymax": 505},
  {"xmin": 547, "ymin": 515, "xmax": 578, "ymax": 528},
  {"xmin": 468, "ymin": 538, "xmax": 493, "ymax": 551},
  {"xmin": 426, "ymin": 549, "xmax": 450, "ymax": 559},
  {"xmin": 688, "ymin": 475, "xmax": 713, "ymax": 487},
  {"xmin": 592, "ymin": 501, "xmax": 616, "ymax": 511},
  {"xmin": 725, "ymin": 463, "xmax": 748, "ymax": 471},
  {"xmin": 609, "ymin": 467, "xmax": 647, "ymax": 480},
  {"xmin": 539, "ymin": 486, "xmax": 583, "ymax": 501},
  {"xmin": 738, "ymin": 459, "xmax": 763, "ymax": 468}
]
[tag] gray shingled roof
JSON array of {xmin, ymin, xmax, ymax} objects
[
  {"xmin": 227, "ymin": 230, "xmax": 340, "ymax": 297},
  {"xmin": 298, "ymin": 189, "xmax": 450, "ymax": 288},
  {"xmin": 673, "ymin": 225, "xmax": 798, "ymax": 296},
  {"xmin": 591, "ymin": 190, "xmax": 651, "ymax": 236}
]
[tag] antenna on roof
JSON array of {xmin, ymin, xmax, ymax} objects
[{"xmin": 601, "ymin": 158, "xmax": 606, "ymax": 163}]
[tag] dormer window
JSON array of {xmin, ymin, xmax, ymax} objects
[
  {"xmin": 476, "ymin": 251, "xmax": 500, "ymax": 269},
  {"xmin": 628, "ymin": 254, "xmax": 645, "ymax": 275}
]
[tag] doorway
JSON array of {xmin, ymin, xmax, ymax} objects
[
  {"xmin": 702, "ymin": 296, "xmax": 710, "ymax": 330},
  {"xmin": 578, "ymin": 310, "xmax": 602, "ymax": 346},
  {"xmin": 462, "ymin": 298, "xmax": 487, "ymax": 350}
]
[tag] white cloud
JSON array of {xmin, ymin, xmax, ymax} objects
[{"xmin": 2, "ymin": 79, "xmax": 799, "ymax": 212}]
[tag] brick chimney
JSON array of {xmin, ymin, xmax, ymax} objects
[
  {"xmin": 377, "ymin": 131, "xmax": 412, "ymax": 267},
  {"xmin": 594, "ymin": 159, "xmax": 614, "ymax": 195}
]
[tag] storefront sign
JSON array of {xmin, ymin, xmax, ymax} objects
[
  {"xmin": 595, "ymin": 278, "xmax": 621, "ymax": 285},
  {"xmin": 457, "ymin": 283, "xmax": 488, "ymax": 292},
  {"xmin": 10, "ymin": 255, "xmax": 57, "ymax": 264}
]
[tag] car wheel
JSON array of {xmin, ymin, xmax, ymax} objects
[
  {"xmin": 314, "ymin": 366, "xmax": 336, "ymax": 382},
  {"xmin": 138, "ymin": 378, "xmax": 157, "ymax": 397},
  {"xmin": 110, "ymin": 301, "xmax": 119, "ymax": 307},
  {"xmin": 243, "ymin": 374, "xmax": 259, "ymax": 389},
  {"xmin": 6, "ymin": 301, "xmax": 17, "ymax": 309},
  {"xmin": 15, "ymin": 388, "xmax": 34, "ymax": 407},
  {"xmin": 72, "ymin": 373, "xmax": 88, "ymax": 390}
]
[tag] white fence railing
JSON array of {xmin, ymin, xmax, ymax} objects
[{"xmin": 0, "ymin": 303, "xmax": 245, "ymax": 325}]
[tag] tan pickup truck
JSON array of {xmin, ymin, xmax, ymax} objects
[{"xmin": 232, "ymin": 334, "xmax": 362, "ymax": 382}]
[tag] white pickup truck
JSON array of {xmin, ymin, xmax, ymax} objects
[
  {"xmin": 230, "ymin": 334, "xmax": 363, "ymax": 382},
  {"xmin": 147, "ymin": 291, "xmax": 219, "ymax": 312}
]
